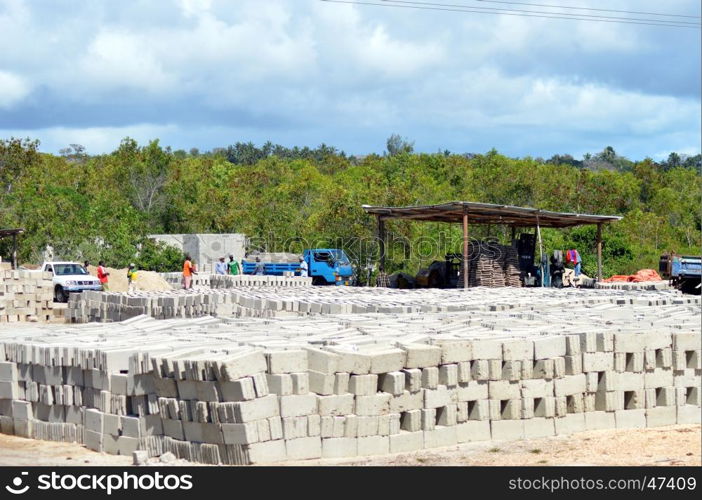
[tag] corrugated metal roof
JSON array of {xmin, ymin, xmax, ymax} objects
[{"xmin": 362, "ymin": 202, "xmax": 621, "ymax": 228}]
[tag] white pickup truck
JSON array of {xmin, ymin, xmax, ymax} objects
[{"xmin": 39, "ymin": 261, "xmax": 103, "ymax": 302}]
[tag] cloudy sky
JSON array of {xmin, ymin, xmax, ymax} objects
[{"xmin": 0, "ymin": 0, "xmax": 699, "ymax": 159}]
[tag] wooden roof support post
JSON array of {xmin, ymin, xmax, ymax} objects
[
  {"xmin": 596, "ymin": 222, "xmax": 603, "ymax": 282},
  {"xmin": 378, "ymin": 216, "xmax": 386, "ymax": 275},
  {"xmin": 463, "ymin": 208, "xmax": 469, "ymax": 289},
  {"xmin": 12, "ymin": 233, "xmax": 17, "ymax": 270},
  {"xmin": 510, "ymin": 226, "xmax": 516, "ymax": 246}
]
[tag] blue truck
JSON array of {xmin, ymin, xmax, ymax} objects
[
  {"xmin": 242, "ymin": 249, "xmax": 353, "ymax": 286},
  {"xmin": 660, "ymin": 253, "xmax": 701, "ymax": 295}
]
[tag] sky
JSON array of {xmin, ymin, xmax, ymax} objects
[{"xmin": 0, "ymin": 0, "xmax": 700, "ymax": 160}]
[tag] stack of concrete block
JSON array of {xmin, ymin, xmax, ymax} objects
[
  {"xmin": 0, "ymin": 270, "xmax": 56, "ymax": 323},
  {"xmin": 1, "ymin": 295, "xmax": 699, "ymax": 464},
  {"xmin": 596, "ymin": 281, "xmax": 673, "ymax": 291},
  {"xmin": 159, "ymin": 273, "xmax": 312, "ymax": 290}
]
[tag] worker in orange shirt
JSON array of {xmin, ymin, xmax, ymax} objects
[{"xmin": 182, "ymin": 254, "xmax": 196, "ymax": 289}]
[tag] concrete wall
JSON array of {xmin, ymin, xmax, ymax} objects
[{"xmin": 149, "ymin": 234, "xmax": 248, "ymax": 273}]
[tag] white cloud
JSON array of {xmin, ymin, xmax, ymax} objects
[{"xmin": 0, "ymin": 71, "xmax": 30, "ymax": 108}]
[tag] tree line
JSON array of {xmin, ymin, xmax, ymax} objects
[{"xmin": 0, "ymin": 136, "xmax": 699, "ymax": 279}]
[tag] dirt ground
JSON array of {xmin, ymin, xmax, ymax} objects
[{"xmin": 0, "ymin": 425, "xmax": 698, "ymax": 467}]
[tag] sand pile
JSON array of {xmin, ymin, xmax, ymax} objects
[{"xmin": 86, "ymin": 266, "xmax": 172, "ymax": 293}]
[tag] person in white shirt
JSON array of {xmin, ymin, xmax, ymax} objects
[{"xmin": 299, "ymin": 256, "xmax": 308, "ymax": 277}]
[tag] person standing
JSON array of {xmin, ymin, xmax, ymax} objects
[
  {"xmin": 299, "ymin": 256, "xmax": 308, "ymax": 277},
  {"xmin": 215, "ymin": 256, "xmax": 227, "ymax": 275},
  {"xmin": 97, "ymin": 261, "xmax": 110, "ymax": 291},
  {"xmin": 254, "ymin": 257, "xmax": 265, "ymax": 276},
  {"xmin": 127, "ymin": 263, "xmax": 137, "ymax": 292},
  {"xmin": 84, "ymin": 260, "xmax": 90, "ymax": 271},
  {"xmin": 182, "ymin": 255, "xmax": 195, "ymax": 289},
  {"xmin": 227, "ymin": 255, "xmax": 240, "ymax": 276}
]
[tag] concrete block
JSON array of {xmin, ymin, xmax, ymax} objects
[
  {"xmin": 357, "ymin": 435, "xmax": 389, "ymax": 456},
  {"xmin": 421, "ymin": 367, "xmax": 439, "ymax": 389},
  {"xmin": 522, "ymin": 417, "xmax": 554, "ymax": 439},
  {"xmin": 349, "ymin": 374, "xmax": 378, "ymax": 396},
  {"xmin": 322, "ymin": 437, "xmax": 358, "ymax": 458},
  {"xmin": 285, "ymin": 436, "xmax": 322, "ymax": 460},
  {"xmin": 279, "ymin": 394, "xmax": 317, "ymax": 418},
  {"xmin": 554, "ymin": 374, "xmax": 586, "ymax": 396},
  {"xmin": 222, "ymin": 422, "xmax": 259, "ymax": 444},
  {"xmin": 389, "ymin": 390, "xmax": 423, "ymax": 413},
  {"xmin": 520, "ymin": 379, "xmax": 553, "ymax": 399},
  {"xmin": 220, "ymin": 351, "xmax": 267, "ymax": 381},
  {"xmin": 267, "ymin": 374, "xmax": 293, "ymax": 396},
  {"xmin": 646, "ymin": 406, "xmax": 677, "ymax": 427},
  {"xmin": 532, "ymin": 359, "xmax": 554, "ymax": 379},
  {"xmin": 356, "ymin": 416, "xmax": 379, "ymax": 437},
  {"xmin": 368, "ymin": 349, "xmax": 406, "ymax": 374},
  {"xmin": 247, "ymin": 439, "xmax": 287, "ymax": 464},
  {"xmin": 457, "ymin": 380, "xmax": 488, "ymax": 401},
  {"xmin": 355, "ymin": 393, "xmax": 392, "ymax": 416},
  {"xmin": 434, "ymin": 339, "xmax": 473, "ymax": 363},
  {"xmin": 421, "ymin": 408, "xmax": 436, "ymax": 431},
  {"xmin": 584, "ymin": 411, "xmax": 615, "ymax": 430},
  {"xmin": 471, "ymin": 338, "xmax": 502, "ymax": 360},
  {"xmin": 219, "ymin": 378, "xmax": 256, "ymax": 402},
  {"xmin": 615, "ymin": 409, "xmax": 646, "ymax": 429},
  {"xmin": 424, "ymin": 426, "xmax": 457, "ymax": 449},
  {"xmin": 555, "ymin": 413, "xmax": 585, "ymax": 435},
  {"xmin": 334, "ymin": 373, "xmax": 350, "ymax": 394},
  {"xmin": 290, "ymin": 373, "xmax": 309, "ymax": 394},
  {"xmin": 401, "ymin": 343, "xmax": 442, "ymax": 368},
  {"xmin": 400, "ymin": 409, "xmax": 422, "ymax": 432},
  {"xmin": 84, "ymin": 409, "xmax": 103, "ymax": 433},
  {"xmin": 309, "ymin": 370, "xmax": 335, "ymax": 395},
  {"xmin": 318, "ymin": 394, "xmax": 354, "ymax": 416},
  {"xmin": 11, "ymin": 401, "xmax": 32, "ymax": 420},
  {"xmin": 389, "ymin": 431, "xmax": 424, "ymax": 453},
  {"xmin": 436, "ymin": 404, "xmax": 457, "ymax": 426},
  {"xmin": 533, "ymin": 336, "xmax": 566, "ymax": 359},
  {"xmin": 266, "ymin": 350, "xmax": 307, "ymax": 374},
  {"xmin": 489, "ymin": 380, "xmax": 520, "ymax": 400},
  {"xmin": 117, "ymin": 436, "xmax": 140, "ymax": 456},
  {"xmin": 491, "ymin": 420, "xmax": 524, "ymax": 441},
  {"xmin": 457, "ymin": 361, "xmax": 471, "ymax": 383},
  {"xmin": 424, "ymin": 385, "xmax": 456, "ymax": 408},
  {"xmin": 379, "ymin": 371, "xmax": 405, "ymax": 395},
  {"xmin": 456, "ymin": 420, "xmax": 490, "ymax": 443},
  {"xmin": 403, "ymin": 368, "xmax": 422, "ymax": 393},
  {"xmin": 673, "ymin": 332, "xmax": 700, "ymax": 352},
  {"xmin": 471, "ymin": 360, "xmax": 490, "ymax": 381},
  {"xmin": 0, "ymin": 362, "xmax": 18, "ymax": 381},
  {"xmin": 163, "ymin": 419, "xmax": 184, "ymax": 440},
  {"xmin": 583, "ymin": 352, "xmax": 614, "ymax": 372},
  {"xmin": 235, "ymin": 394, "xmax": 280, "ymax": 421},
  {"xmin": 677, "ymin": 405, "xmax": 701, "ymax": 425},
  {"xmin": 502, "ymin": 338, "xmax": 534, "ymax": 361},
  {"xmin": 439, "ymin": 364, "xmax": 458, "ymax": 387},
  {"xmin": 84, "ymin": 430, "xmax": 103, "ymax": 452}
]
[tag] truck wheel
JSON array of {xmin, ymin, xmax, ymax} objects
[
  {"xmin": 312, "ymin": 276, "xmax": 326, "ymax": 286},
  {"xmin": 680, "ymin": 278, "xmax": 701, "ymax": 295},
  {"xmin": 54, "ymin": 285, "xmax": 67, "ymax": 303}
]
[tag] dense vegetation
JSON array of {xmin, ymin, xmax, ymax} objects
[{"xmin": 0, "ymin": 136, "xmax": 699, "ymax": 280}]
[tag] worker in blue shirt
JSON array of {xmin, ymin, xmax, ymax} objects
[{"xmin": 215, "ymin": 256, "xmax": 227, "ymax": 275}]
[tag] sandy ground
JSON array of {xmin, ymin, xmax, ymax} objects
[{"xmin": 0, "ymin": 425, "xmax": 698, "ymax": 467}]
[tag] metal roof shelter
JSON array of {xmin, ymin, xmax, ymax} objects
[
  {"xmin": 0, "ymin": 228, "xmax": 24, "ymax": 270},
  {"xmin": 362, "ymin": 202, "xmax": 622, "ymax": 286}
]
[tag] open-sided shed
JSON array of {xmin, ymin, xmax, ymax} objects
[
  {"xmin": 0, "ymin": 228, "xmax": 25, "ymax": 270},
  {"xmin": 362, "ymin": 201, "xmax": 622, "ymax": 286}
]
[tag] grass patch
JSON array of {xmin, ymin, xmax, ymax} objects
[
  {"xmin": 489, "ymin": 447, "xmax": 501, "ymax": 453},
  {"xmin": 530, "ymin": 449, "xmax": 542, "ymax": 454},
  {"xmin": 538, "ymin": 460, "xmax": 548, "ymax": 464}
]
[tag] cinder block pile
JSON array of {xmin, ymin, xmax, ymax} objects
[
  {"xmin": 1, "ymin": 288, "xmax": 699, "ymax": 465},
  {"xmin": 0, "ymin": 270, "xmax": 58, "ymax": 323},
  {"xmin": 159, "ymin": 273, "xmax": 312, "ymax": 289}
]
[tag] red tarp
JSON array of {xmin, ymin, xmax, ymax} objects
[{"xmin": 603, "ymin": 269, "xmax": 662, "ymax": 283}]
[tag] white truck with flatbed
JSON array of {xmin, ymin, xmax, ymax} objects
[{"xmin": 38, "ymin": 261, "xmax": 103, "ymax": 302}]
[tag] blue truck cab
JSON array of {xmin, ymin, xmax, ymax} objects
[
  {"xmin": 304, "ymin": 249, "xmax": 353, "ymax": 286},
  {"xmin": 242, "ymin": 249, "xmax": 353, "ymax": 285}
]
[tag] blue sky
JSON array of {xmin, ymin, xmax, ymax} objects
[{"xmin": 0, "ymin": 0, "xmax": 699, "ymax": 160}]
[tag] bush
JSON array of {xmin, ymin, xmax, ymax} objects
[{"xmin": 135, "ymin": 239, "xmax": 183, "ymax": 272}]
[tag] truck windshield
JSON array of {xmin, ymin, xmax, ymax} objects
[
  {"xmin": 53, "ymin": 264, "xmax": 89, "ymax": 276},
  {"xmin": 330, "ymin": 250, "xmax": 350, "ymax": 265}
]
